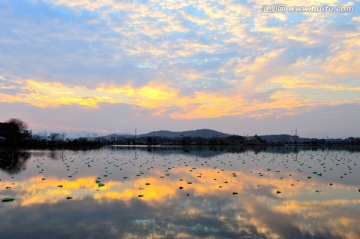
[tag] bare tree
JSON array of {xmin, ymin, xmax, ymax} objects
[{"xmin": 5, "ymin": 118, "xmax": 30, "ymax": 136}]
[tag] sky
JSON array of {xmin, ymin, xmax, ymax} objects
[{"xmin": 0, "ymin": 0, "xmax": 359, "ymax": 138}]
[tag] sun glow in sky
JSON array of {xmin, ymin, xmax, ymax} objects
[{"xmin": 0, "ymin": 0, "xmax": 359, "ymax": 137}]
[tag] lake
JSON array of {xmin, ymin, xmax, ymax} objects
[{"xmin": 0, "ymin": 146, "xmax": 359, "ymax": 239}]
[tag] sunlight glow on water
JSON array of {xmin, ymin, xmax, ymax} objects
[{"xmin": 0, "ymin": 147, "xmax": 359, "ymax": 239}]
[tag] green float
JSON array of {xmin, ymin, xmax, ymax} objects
[{"xmin": 2, "ymin": 198, "xmax": 15, "ymax": 202}]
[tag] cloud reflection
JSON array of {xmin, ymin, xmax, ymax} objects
[{"xmin": 1, "ymin": 162, "xmax": 359, "ymax": 238}]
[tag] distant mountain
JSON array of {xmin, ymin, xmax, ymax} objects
[
  {"xmin": 100, "ymin": 133, "xmax": 134, "ymax": 140},
  {"xmin": 97, "ymin": 131, "xmax": 303, "ymax": 142},
  {"xmin": 139, "ymin": 129, "xmax": 229, "ymax": 139},
  {"xmin": 259, "ymin": 134, "xmax": 300, "ymax": 143}
]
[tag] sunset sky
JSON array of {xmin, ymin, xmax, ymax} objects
[{"xmin": 0, "ymin": 0, "xmax": 359, "ymax": 138}]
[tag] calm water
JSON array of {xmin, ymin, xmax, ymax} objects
[{"xmin": 0, "ymin": 147, "xmax": 359, "ymax": 239}]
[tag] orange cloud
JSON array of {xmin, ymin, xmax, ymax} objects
[
  {"xmin": 273, "ymin": 76, "xmax": 360, "ymax": 91},
  {"xmin": 0, "ymin": 80, "xmax": 118, "ymax": 108},
  {"xmin": 0, "ymin": 78, "xmax": 317, "ymax": 119},
  {"xmin": 321, "ymin": 50, "xmax": 360, "ymax": 76},
  {"xmin": 1, "ymin": 72, "xmax": 358, "ymax": 120}
]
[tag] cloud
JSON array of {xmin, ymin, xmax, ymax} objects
[
  {"xmin": 1, "ymin": 74, "xmax": 359, "ymax": 123},
  {"xmin": 0, "ymin": 79, "xmax": 119, "ymax": 108}
]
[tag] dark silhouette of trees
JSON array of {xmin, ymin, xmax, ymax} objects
[
  {"xmin": 6, "ymin": 118, "xmax": 30, "ymax": 136},
  {"xmin": 181, "ymin": 136, "xmax": 192, "ymax": 145},
  {"xmin": 0, "ymin": 118, "xmax": 30, "ymax": 145},
  {"xmin": 146, "ymin": 137, "xmax": 158, "ymax": 146},
  {"xmin": 147, "ymin": 137, "xmax": 153, "ymax": 145}
]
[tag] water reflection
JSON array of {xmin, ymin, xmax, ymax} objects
[
  {"xmin": 0, "ymin": 150, "xmax": 30, "ymax": 174},
  {"xmin": 0, "ymin": 148, "xmax": 359, "ymax": 239}
]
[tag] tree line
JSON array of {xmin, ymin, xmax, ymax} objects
[
  {"xmin": 1, "ymin": 118, "xmax": 359, "ymax": 149},
  {"xmin": 0, "ymin": 118, "xmax": 103, "ymax": 149}
]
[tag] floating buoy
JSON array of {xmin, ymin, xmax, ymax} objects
[{"xmin": 2, "ymin": 198, "xmax": 15, "ymax": 202}]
